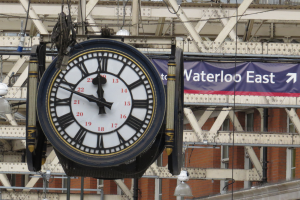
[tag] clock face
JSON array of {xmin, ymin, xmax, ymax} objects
[{"xmin": 37, "ymin": 40, "xmax": 165, "ymax": 167}]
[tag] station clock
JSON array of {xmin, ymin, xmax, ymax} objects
[{"xmin": 37, "ymin": 39, "xmax": 165, "ymax": 167}]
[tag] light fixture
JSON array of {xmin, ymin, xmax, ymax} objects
[
  {"xmin": 116, "ymin": 28, "xmax": 130, "ymax": 36},
  {"xmin": 0, "ymin": 83, "xmax": 11, "ymax": 114},
  {"xmin": 174, "ymin": 170, "xmax": 193, "ymax": 197}
]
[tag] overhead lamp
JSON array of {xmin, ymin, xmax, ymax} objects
[
  {"xmin": 116, "ymin": 28, "xmax": 130, "ymax": 36},
  {"xmin": 0, "ymin": 83, "xmax": 11, "ymax": 114},
  {"xmin": 174, "ymin": 170, "xmax": 193, "ymax": 197}
]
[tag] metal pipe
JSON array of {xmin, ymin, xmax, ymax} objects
[
  {"xmin": 80, "ymin": 177, "xmax": 84, "ymax": 200},
  {"xmin": 133, "ymin": 178, "xmax": 138, "ymax": 200},
  {"xmin": 185, "ymin": 102, "xmax": 300, "ymax": 108},
  {"xmin": 0, "ymin": 186, "xmax": 102, "ymax": 191},
  {"xmin": 100, "ymin": 188, "xmax": 104, "ymax": 200},
  {"xmin": 66, "ymin": 176, "xmax": 70, "ymax": 200},
  {"xmin": 262, "ymin": 108, "xmax": 268, "ymax": 183}
]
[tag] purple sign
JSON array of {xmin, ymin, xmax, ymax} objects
[{"xmin": 151, "ymin": 59, "xmax": 300, "ymax": 97}]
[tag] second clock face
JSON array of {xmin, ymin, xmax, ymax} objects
[{"xmin": 48, "ymin": 50, "xmax": 154, "ymax": 155}]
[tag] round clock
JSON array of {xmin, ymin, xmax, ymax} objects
[{"xmin": 37, "ymin": 39, "xmax": 165, "ymax": 167}]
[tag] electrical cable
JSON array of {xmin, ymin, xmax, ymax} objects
[
  {"xmin": 23, "ymin": 0, "xmax": 31, "ymax": 35},
  {"xmin": 162, "ymin": 0, "xmax": 181, "ymax": 14}
]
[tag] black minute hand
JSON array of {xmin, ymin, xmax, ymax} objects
[{"xmin": 59, "ymin": 86, "xmax": 113, "ymax": 109}]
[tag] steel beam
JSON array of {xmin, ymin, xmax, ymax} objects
[
  {"xmin": 214, "ymin": 0, "xmax": 253, "ymax": 45},
  {"xmin": 19, "ymin": 0, "xmax": 48, "ymax": 34},
  {"xmin": 184, "ymin": 108, "xmax": 202, "ymax": 141},
  {"xmin": 2, "ymin": 57, "xmax": 27, "ymax": 85},
  {"xmin": 131, "ymin": 0, "xmax": 140, "ymax": 36},
  {"xmin": 184, "ymin": 94, "xmax": 300, "ymax": 108},
  {"xmin": 1, "ymin": 191, "xmax": 106, "ymax": 200},
  {"xmin": 218, "ymin": 9, "xmax": 239, "ymax": 42},
  {"xmin": 243, "ymin": 20, "xmax": 255, "ymax": 41},
  {"xmin": 12, "ymin": 140, "xmax": 26, "ymax": 151},
  {"xmin": 155, "ymin": 17, "xmax": 165, "ymax": 36},
  {"xmin": 167, "ymin": 0, "xmax": 206, "ymax": 52},
  {"xmin": 184, "ymin": 130, "xmax": 300, "ymax": 147},
  {"xmin": 114, "ymin": 180, "xmax": 133, "ymax": 200},
  {"xmin": 286, "ymin": 108, "xmax": 300, "ymax": 134},
  {"xmin": 0, "ymin": 174, "xmax": 12, "ymax": 191},
  {"xmin": 145, "ymin": 163, "xmax": 260, "ymax": 181}
]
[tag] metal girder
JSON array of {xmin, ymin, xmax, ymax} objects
[
  {"xmin": 24, "ymin": 150, "xmax": 59, "ymax": 192},
  {"xmin": 155, "ymin": 17, "xmax": 165, "ymax": 36},
  {"xmin": 114, "ymin": 180, "xmax": 133, "ymax": 200},
  {"xmin": 144, "ymin": 163, "xmax": 260, "ymax": 181},
  {"xmin": 0, "ymin": 174, "xmax": 12, "ymax": 191},
  {"xmin": 2, "ymin": 57, "xmax": 27, "ymax": 85},
  {"xmin": 184, "ymin": 131, "xmax": 300, "ymax": 147},
  {"xmin": 18, "ymin": 0, "xmax": 48, "ymax": 34},
  {"xmin": 2, "ymin": 3, "xmax": 297, "ymax": 21},
  {"xmin": 243, "ymin": 20, "xmax": 255, "ymax": 41},
  {"xmin": 227, "ymin": 111, "xmax": 263, "ymax": 178},
  {"xmin": 167, "ymin": 0, "xmax": 206, "ymax": 52},
  {"xmin": 1, "ymin": 191, "xmax": 107, "ymax": 200},
  {"xmin": 209, "ymin": 107, "xmax": 231, "ymax": 137},
  {"xmin": 214, "ymin": 0, "xmax": 253, "ymax": 45},
  {"xmin": 4, "ymin": 87, "xmax": 27, "ymax": 99},
  {"xmin": 0, "ymin": 36, "xmax": 40, "ymax": 47},
  {"xmin": 0, "ymin": 126, "xmax": 26, "ymax": 139},
  {"xmin": 0, "ymin": 162, "xmax": 64, "ymax": 174},
  {"xmin": 201, "ymin": 179, "xmax": 300, "ymax": 200},
  {"xmin": 195, "ymin": 11, "xmax": 212, "ymax": 34},
  {"xmin": 218, "ymin": 9, "xmax": 239, "ymax": 42},
  {"xmin": 184, "ymin": 108, "xmax": 202, "ymax": 141},
  {"xmin": 87, "ymin": 15, "xmax": 101, "ymax": 34},
  {"xmin": 85, "ymin": 0, "xmax": 98, "ymax": 16},
  {"xmin": 286, "ymin": 108, "xmax": 300, "ymax": 134},
  {"xmin": 131, "ymin": 0, "xmax": 140, "ymax": 36},
  {"xmin": 184, "ymin": 94, "xmax": 300, "ymax": 108},
  {"xmin": 198, "ymin": 108, "xmax": 215, "ymax": 128},
  {"xmin": 12, "ymin": 140, "xmax": 26, "ymax": 151}
]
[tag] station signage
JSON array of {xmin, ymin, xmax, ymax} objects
[{"xmin": 152, "ymin": 59, "xmax": 300, "ymax": 97}]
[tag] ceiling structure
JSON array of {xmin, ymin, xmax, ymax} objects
[{"xmin": 0, "ymin": 0, "xmax": 300, "ymax": 199}]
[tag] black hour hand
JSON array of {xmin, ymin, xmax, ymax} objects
[{"xmin": 93, "ymin": 75, "xmax": 108, "ymax": 114}]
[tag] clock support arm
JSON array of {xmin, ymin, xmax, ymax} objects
[{"xmin": 165, "ymin": 46, "xmax": 176, "ymax": 156}]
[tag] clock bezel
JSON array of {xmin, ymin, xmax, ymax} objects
[{"xmin": 37, "ymin": 39, "xmax": 166, "ymax": 167}]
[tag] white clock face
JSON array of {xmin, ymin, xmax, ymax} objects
[{"xmin": 48, "ymin": 51, "xmax": 154, "ymax": 155}]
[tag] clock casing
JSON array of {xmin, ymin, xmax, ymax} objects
[{"xmin": 37, "ymin": 39, "xmax": 165, "ymax": 167}]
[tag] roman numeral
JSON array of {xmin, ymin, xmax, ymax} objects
[
  {"xmin": 132, "ymin": 99, "xmax": 148, "ymax": 108},
  {"xmin": 97, "ymin": 135, "xmax": 103, "ymax": 149},
  {"xmin": 126, "ymin": 115, "xmax": 143, "ymax": 130},
  {"xmin": 73, "ymin": 128, "xmax": 87, "ymax": 144},
  {"xmin": 117, "ymin": 63, "xmax": 127, "ymax": 77},
  {"xmin": 99, "ymin": 56, "xmax": 108, "ymax": 72},
  {"xmin": 54, "ymin": 98, "xmax": 71, "ymax": 107},
  {"xmin": 128, "ymin": 79, "xmax": 143, "ymax": 90},
  {"xmin": 78, "ymin": 62, "xmax": 88, "ymax": 77},
  {"xmin": 58, "ymin": 113, "xmax": 74, "ymax": 129},
  {"xmin": 117, "ymin": 131, "xmax": 126, "ymax": 144},
  {"xmin": 61, "ymin": 79, "xmax": 76, "ymax": 90}
]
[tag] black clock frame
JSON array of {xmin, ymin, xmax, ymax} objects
[{"xmin": 37, "ymin": 39, "xmax": 166, "ymax": 167}]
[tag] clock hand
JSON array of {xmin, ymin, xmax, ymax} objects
[
  {"xmin": 59, "ymin": 86, "xmax": 113, "ymax": 109},
  {"xmin": 92, "ymin": 70, "xmax": 107, "ymax": 114}
]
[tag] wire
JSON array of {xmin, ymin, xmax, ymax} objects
[
  {"xmin": 231, "ymin": 0, "xmax": 238, "ymax": 197},
  {"xmin": 162, "ymin": 0, "xmax": 181, "ymax": 14},
  {"xmin": 23, "ymin": 0, "xmax": 31, "ymax": 35}
]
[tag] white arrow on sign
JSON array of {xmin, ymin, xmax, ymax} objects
[{"xmin": 286, "ymin": 73, "xmax": 297, "ymax": 83}]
